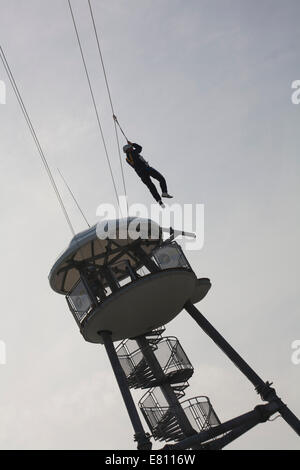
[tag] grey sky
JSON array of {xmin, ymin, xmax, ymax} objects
[{"xmin": 0, "ymin": 0, "xmax": 299, "ymax": 449}]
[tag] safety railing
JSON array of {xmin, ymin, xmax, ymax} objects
[
  {"xmin": 116, "ymin": 336, "xmax": 194, "ymax": 389},
  {"xmin": 181, "ymin": 396, "xmax": 221, "ymax": 432},
  {"xmin": 139, "ymin": 390, "xmax": 220, "ymax": 442},
  {"xmin": 66, "ymin": 278, "xmax": 94, "ymax": 326},
  {"xmin": 66, "ymin": 241, "xmax": 193, "ymax": 326},
  {"xmin": 152, "ymin": 242, "xmax": 192, "ymax": 271}
]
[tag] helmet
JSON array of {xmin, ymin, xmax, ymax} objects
[{"xmin": 123, "ymin": 144, "xmax": 133, "ymax": 153}]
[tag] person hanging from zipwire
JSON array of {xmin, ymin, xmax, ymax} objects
[{"xmin": 123, "ymin": 141, "xmax": 173, "ymax": 208}]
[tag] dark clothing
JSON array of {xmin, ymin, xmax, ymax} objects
[
  {"xmin": 126, "ymin": 142, "xmax": 168, "ymax": 202},
  {"xmin": 126, "ymin": 143, "xmax": 149, "ymax": 176},
  {"xmin": 140, "ymin": 167, "xmax": 167, "ymax": 202}
]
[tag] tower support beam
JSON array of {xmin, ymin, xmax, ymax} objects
[
  {"xmin": 184, "ymin": 301, "xmax": 300, "ymax": 437},
  {"xmin": 100, "ymin": 330, "xmax": 152, "ymax": 449},
  {"xmin": 200, "ymin": 421, "xmax": 259, "ymax": 450},
  {"xmin": 163, "ymin": 401, "xmax": 280, "ymax": 450}
]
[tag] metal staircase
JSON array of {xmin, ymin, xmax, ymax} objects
[
  {"xmin": 139, "ymin": 386, "xmax": 191, "ymax": 442},
  {"xmin": 116, "ymin": 327, "xmax": 220, "ymax": 444},
  {"xmin": 116, "ymin": 327, "xmax": 194, "ymax": 389}
]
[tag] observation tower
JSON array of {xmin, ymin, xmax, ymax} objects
[{"xmin": 49, "ymin": 217, "xmax": 300, "ymax": 449}]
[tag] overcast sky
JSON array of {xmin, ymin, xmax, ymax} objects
[{"xmin": 0, "ymin": 0, "xmax": 299, "ymax": 450}]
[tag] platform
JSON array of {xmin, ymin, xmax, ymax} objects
[
  {"xmin": 190, "ymin": 278, "xmax": 211, "ymax": 304},
  {"xmin": 80, "ymin": 269, "xmax": 197, "ymax": 343}
]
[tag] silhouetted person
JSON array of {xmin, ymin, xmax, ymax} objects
[{"xmin": 123, "ymin": 141, "xmax": 173, "ymax": 208}]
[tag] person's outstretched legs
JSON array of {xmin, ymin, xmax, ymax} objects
[
  {"xmin": 147, "ymin": 167, "xmax": 168, "ymax": 194},
  {"xmin": 140, "ymin": 173, "xmax": 161, "ymax": 202}
]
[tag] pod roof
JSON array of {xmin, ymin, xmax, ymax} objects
[{"xmin": 49, "ymin": 217, "xmax": 162, "ymax": 294}]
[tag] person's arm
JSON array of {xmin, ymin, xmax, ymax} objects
[{"xmin": 128, "ymin": 141, "xmax": 142, "ymax": 153}]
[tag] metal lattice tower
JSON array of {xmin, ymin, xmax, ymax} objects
[{"xmin": 49, "ymin": 217, "xmax": 300, "ymax": 449}]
